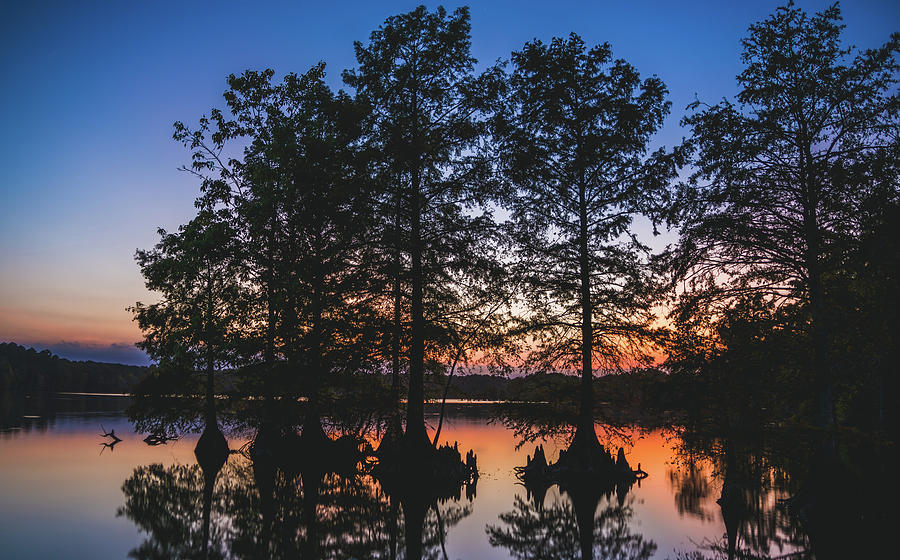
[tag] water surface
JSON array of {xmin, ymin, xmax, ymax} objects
[{"xmin": 0, "ymin": 394, "xmax": 821, "ymax": 559}]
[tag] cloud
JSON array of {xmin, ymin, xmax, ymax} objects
[{"xmin": 35, "ymin": 341, "xmax": 151, "ymax": 366}]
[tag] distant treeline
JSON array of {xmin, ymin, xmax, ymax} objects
[
  {"xmin": 0, "ymin": 337, "xmax": 843, "ymax": 430},
  {"xmin": 0, "ymin": 337, "xmax": 678, "ymax": 405},
  {"xmin": 0, "ymin": 342, "xmax": 148, "ymax": 394}
]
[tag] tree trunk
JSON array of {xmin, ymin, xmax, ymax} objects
[
  {"xmin": 305, "ymin": 272, "xmax": 327, "ymax": 442},
  {"xmin": 801, "ymin": 137, "xmax": 834, "ymax": 429},
  {"xmin": 206, "ymin": 357, "xmax": 215, "ymax": 424},
  {"xmin": 407, "ymin": 165, "xmax": 426, "ymax": 449},
  {"xmin": 391, "ymin": 183, "xmax": 403, "ymax": 405},
  {"xmin": 808, "ymin": 267, "xmax": 834, "ymax": 428},
  {"xmin": 205, "ymin": 282, "xmax": 216, "ymax": 426},
  {"xmin": 265, "ymin": 214, "xmax": 277, "ymax": 370},
  {"xmin": 802, "ymin": 169, "xmax": 834, "ymax": 429},
  {"xmin": 576, "ymin": 184, "xmax": 597, "ymax": 453}
]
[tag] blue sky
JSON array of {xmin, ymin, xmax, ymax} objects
[{"xmin": 1, "ymin": 0, "xmax": 897, "ymax": 365}]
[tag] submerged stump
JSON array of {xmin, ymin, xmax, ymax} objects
[
  {"xmin": 195, "ymin": 423, "xmax": 229, "ymax": 473},
  {"xmin": 375, "ymin": 434, "xmax": 479, "ymax": 503},
  {"xmin": 519, "ymin": 438, "xmax": 647, "ymax": 495},
  {"xmin": 250, "ymin": 421, "xmax": 369, "ymax": 478}
]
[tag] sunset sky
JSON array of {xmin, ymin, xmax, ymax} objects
[{"xmin": 2, "ymin": 0, "xmax": 897, "ymax": 365}]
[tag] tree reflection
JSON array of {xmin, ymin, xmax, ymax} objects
[
  {"xmin": 488, "ymin": 484, "xmax": 655, "ymax": 560},
  {"xmin": 668, "ymin": 430, "xmax": 811, "ymax": 560},
  {"xmin": 666, "ymin": 457, "xmax": 716, "ymax": 522},
  {"xmin": 119, "ymin": 462, "xmax": 228, "ymax": 559},
  {"xmin": 118, "ymin": 425, "xmax": 472, "ymax": 559}
]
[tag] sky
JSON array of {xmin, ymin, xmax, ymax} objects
[{"xmin": 1, "ymin": 0, "xmax": 898, "ymax": 365}]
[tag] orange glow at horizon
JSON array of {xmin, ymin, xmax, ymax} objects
[{"xmin": 0, "ymin": 304, "xmax": 145, "ymax": 349}]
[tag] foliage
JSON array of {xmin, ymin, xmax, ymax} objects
[
  {"xmin": 119, "ymin": 2, "xmax": 900, "ymax": 437},
  {"xmin": 670, "ymin": 2, "xmax": 899, "ymax": 307},
  {"xmin": 666, "ymin": 1, "xmax": 900, "ymax": 425},
  {"xmin": 498, "ymin": 33, "xmax": 674, "ymax": 376},
  {"xmin": 343, "ymin": 5, "xmax": 507, "ymax": 443},
  {"xmin": 494, "ymin": 32, "xmax": 676, "ymax": 445},
  {"xmin": 152, "ymin": 63, "xmax": 381, "ymax": 404},
  {"xmin": 131, "ymin": 205, "xmax": 247, "ymax": 380},
  {"xmin": 824, "ymin": 202, "xmax": 900, "ymax": 430}
]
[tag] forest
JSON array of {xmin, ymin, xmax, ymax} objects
[
  {"xmin": 126, "ymin": 2, "xmax": 898, "ymax": 449},
  {"xmin": 0, "ymin": 342, "xmax": 147, "ymax": 393}
]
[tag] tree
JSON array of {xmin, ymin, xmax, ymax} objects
[
  {"xmin": 343, "ymin": 5, "xmax": 504, "ymax": 450},
  {"xmin": 131, "ymin": 204, "xmax": 247, "ymax": 407},
  {"xmin": 497, "ymin": 34, "xmax": 674, "ymax": 458},
  {"xmin": 171, "ymin": 64, "xmax": 377, "ymax": 419},
  {"xmin": 826, "ymin": 201, "xmax": 900, "ymax": 429},
  {"xmin": 233, "ymin": 66, "xmax": 374, "ymax": 433},
  {"xmin": 669, "ymin": 2, "xmax": 900, "ymax": 427}
]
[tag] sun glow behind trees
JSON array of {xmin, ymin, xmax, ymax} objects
[
  {"xmin": 132, "ymin": 6, "xmax": 675, "ymax": 449},
  {"xmin": 130, "ymin": 2, "xmax": 899, "ymax": 434}
]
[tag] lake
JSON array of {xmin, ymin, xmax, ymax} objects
[{"xmin": 0, "ymin": 393, "xmax": 881, "ymax": 559}]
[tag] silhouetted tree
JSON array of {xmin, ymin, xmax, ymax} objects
[
  {"xmin": 826, "ymin": 200, "xmax": 900, "ymax": 430},
  {"xmin": 496, "ymin": 34, "xmax": 674, "ymax": 458},
  {"xmin": 343, "ymin": 5, "xmax": 504, "ymax": 450},
  {"xmin": 132, "ymin": 205, "xmax": 247, "ymax": 404},
  {"xmin": 668, "ymin": 2, "xmax": 900, "ymax": 427},
  {"xmin": 170, "ymin": 64, "xmax": 378, "ymax": 413}
]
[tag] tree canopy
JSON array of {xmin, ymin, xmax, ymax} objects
[
  {"xmin": 126, "ymin": 2, "xmax": 900, "ymax": 442},
  {"xmin": 343, "ymin": 5, "xmax": 506, "ymax": 447},
  {"xmin": 496, "ymin": 33, "xmax": 676, "ymax": 445},
  {"xmin": 667, "ymin": 1, "xmax": 900, "ymax": 426}
]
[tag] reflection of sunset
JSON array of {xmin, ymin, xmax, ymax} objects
[
  {"xmin": 427, "ymin": 417, "xmax": 731, "ymax": 558},
  {"xmin": 0, "ymin": 399, "xmax": 814, "ymax": 559}
]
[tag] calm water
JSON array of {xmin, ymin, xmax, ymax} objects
[{"xmin": 0, "ymin": 393, "xmax": 865, "ymax": 559}]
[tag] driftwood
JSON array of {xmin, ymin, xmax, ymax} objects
[
  {"xmin": 98, "ymin": 439, "xmax": 120, "ymax": 454},
  {"xmin": 98, "ymin": 424, "xmax": 123, "ymax": 454},
  {"xmin": 99, "ymin": 425, "xmax": 122, "ymax": 443},
  {"xmin": 143, "ymin": 432, "xmax": 179, "ymax": 446}
]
